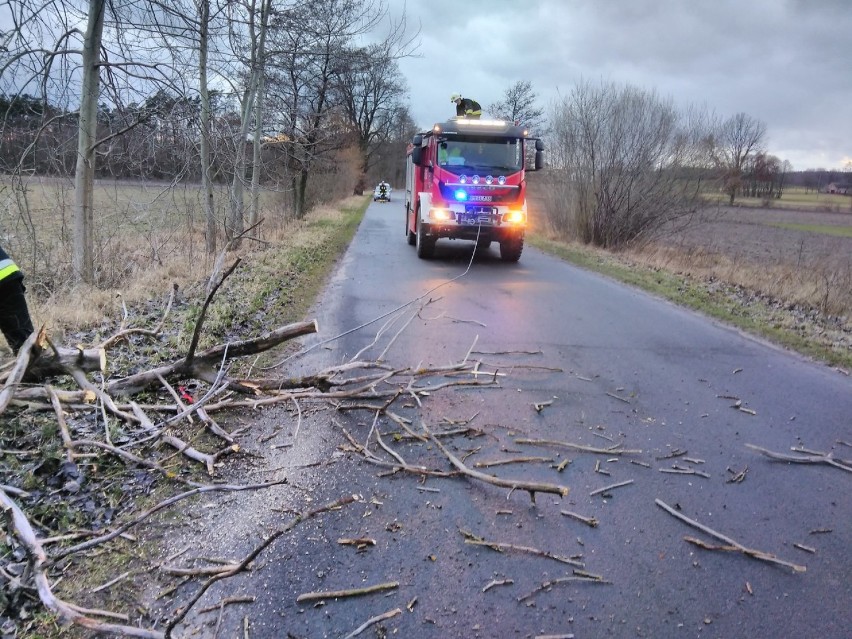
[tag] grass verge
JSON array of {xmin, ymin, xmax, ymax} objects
[
  {"xmin": 528, "ymin": 233, "xmax": 852, "ymax": 371},
  {"xmin": 1, "ymin": 196, "xmax": 368, "ymax": 638}
]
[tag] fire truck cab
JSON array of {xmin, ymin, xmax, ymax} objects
[{"xmin": 405, "ymin": 118, "xmax": 544, "ymax": 261}]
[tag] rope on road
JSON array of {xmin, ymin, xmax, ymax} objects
[{"xmin": 266, "ymin": 223, "xmax": 484, "ymax": 368}]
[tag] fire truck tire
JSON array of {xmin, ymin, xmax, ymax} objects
[
  {"xmin": 475, "ymin": 237, "xmax": 492, "ymax": 250},
  {"xmin": 406, "ymin": 207, "xmax": 416, "ymax": 245},
  {"xmin": 416, "ymin": 219, "xmax": 435, "ymax": 259},
  {"xmin": 500, "ymin": 236, "xmax": 524, "ymax": 262}
]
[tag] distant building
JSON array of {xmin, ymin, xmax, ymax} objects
[{"xmin": 824, "ymin": 182, "xmax": 851, "ymax": 194}]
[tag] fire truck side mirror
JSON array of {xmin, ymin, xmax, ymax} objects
[
  {"xmin": 411, "ymin": 134, "xmax": 423, "ymax": 166},
  {"xmin": 533, "ymin": 139, "xmax": 545, "ymax": 170}
]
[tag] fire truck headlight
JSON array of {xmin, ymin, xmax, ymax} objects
[
  {"xmin": 454, "ymin": 189, "xmax": 468, "ymax": 202},
  {"xmin": 497, "ymin": 175, "xmax": 506, "ymax": 185},
  {"xmin": 430, "ymin": 208, "xmax": 454, "ymax": 221},
  {"xmin": 504, "ymin": 210, "xmax": 525, "ymax": 224}
]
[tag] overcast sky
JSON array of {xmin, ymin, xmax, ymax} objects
[{"xmin": 385, "ymin": 0, "xmax": 851, "ymax": 171}]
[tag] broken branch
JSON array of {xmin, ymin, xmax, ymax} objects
[
  {"xmin": 426, "ymin": 424, "xmax": 569, "ymax": 503},
  {"xmin": 461, "ymin": 530, "xmax": 583, "ymax": 568},
  {"xmin": 746, "ymin": 444, "xmax": 851, "ymax": 473},
  {"xmin": 343, "ymin": 608, "xmax": 402, "ymax": 639},
  {"xmin": 517, "ymin": 438, "xmax": 641, "ymax": 456},
  {"xmin": 655, "ymin": 498, "xmax": 806, "ymax": 573},
  {"xmin": 296, "ymin": 581, "xmax": 399, "ymax": 603}
]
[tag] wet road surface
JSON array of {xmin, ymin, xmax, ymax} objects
[{"xmin": 189, "ymin": 199, "xmax": 851, "ymax": 639}]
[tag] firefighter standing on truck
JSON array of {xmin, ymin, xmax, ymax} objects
[
  {"xmin": 0, "ymin": 244, "xmax": 35, "ymax": 355},
  {"xmin": 451, "ymin": 94, "xmax": 482, "ymax": 119}
]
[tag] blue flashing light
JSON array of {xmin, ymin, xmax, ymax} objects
[{"xmin": 454, "ymin": 189, "xmax": 468, "ymax": 201}]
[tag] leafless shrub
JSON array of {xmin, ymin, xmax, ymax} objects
[{"xmin": 544, "ymin": 80, "xmax": 714, "ymax": 249}]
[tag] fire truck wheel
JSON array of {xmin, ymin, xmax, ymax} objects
[
  {"xmin": 406, "ymin": 207, "xmax": 416, "ymax": 245},
  {"xmin": 475, "ymin": 237, "xmax": 492, "ymax": 250},
  {"xmin": 416, "ymin": 220, "xmax": 435, "ymax": 259},
  {"xmin": 500, "ymin": 236, "xmax": 524, "ymax": 262}
]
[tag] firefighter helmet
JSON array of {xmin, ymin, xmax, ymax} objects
[{"xmin": 450, "ymin": 94, "xmax": 462, "ymax": 103}]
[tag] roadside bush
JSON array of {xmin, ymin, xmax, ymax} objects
[{"xmin": 544, "ymin": 80, "xmax": 714, "ymax": 249}]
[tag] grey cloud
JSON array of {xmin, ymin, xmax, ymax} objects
[{"xmin": 389, "ymin": 0, "xmax": 851, "ymax": 168}]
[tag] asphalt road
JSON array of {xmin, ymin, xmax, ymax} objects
[{"xmin": 186, "ymin": 199, "xmax": 851, "ymax": 639}]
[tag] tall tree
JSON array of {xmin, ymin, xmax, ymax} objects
[
  {"xmin": 225, "ymin": 0, "xmax": 273, "ymax": 242},
  {"xmin": 3, "ymin": 0, "xmax": 193, "ymax": 283},
  {"xmin": 266, "ymin": 0, "xmax": 385, "ymax": 217},
  {"xmin": 198, "ymin": 0, "xmax": 218, "ymax": 254},
  {"xmin": 334, "ymin": 9, "xmax": 416, "ymax": 194},
  {"xmin": 709, "ymin": 112, "xmax": 766, "ymax": 205},
  {"xmin": 71, "ymin": 0, "xmax": 107, "ymax": 283},
  {"xmin": 488, "ymin": 80, "xmax": 545, "ymax": 132},
  {"xmin": 335, "ymin": 43, "xmax": 407, "ymax": 194}
]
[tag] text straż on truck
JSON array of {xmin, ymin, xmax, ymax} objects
[{"xmin": 404, "ymin": 118, "xmax": 544, "ymax": 262}]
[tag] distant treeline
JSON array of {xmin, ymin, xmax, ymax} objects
[
  {"xmin": 0, "ymin": 92, "xmax": 411, "ymax": 187},
  {"xmin": 785, "ymin": 170, "xmax": 851, "ymax": 192}
]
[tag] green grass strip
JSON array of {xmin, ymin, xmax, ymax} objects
[{"xmin": 766, "ymin": 222, "xmax": 852, "ymax": 238}]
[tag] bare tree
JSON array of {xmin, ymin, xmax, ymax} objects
[
  {"xmin": 224, "ymin": 0, "xmax": 273, "ymax": 242},
  {"xmin": 2, "ymin": 0, "xmax": 193, "ymax": 283},
  {"xmin": 71, "ymin": 0, "xmax": 107, "ymax": 282},
  {"xmin": 334, "ymin": 9, "xmax": 416, "ymax": 194},
  {"xmin": 709, "ymin": 112, "xmax": 766, "ymax": 205},
  {"xmin": 198, "ymin": 0, "xmax": 219, "ymax": 254},
  {"xmin": 546, "ymin": 80, "xmax": 713, "ymax": 248},
  {"xmin": 488, "ymin": 80, "xmax": 545, "ymax": 132},
  {"xmin": 265, "ymin": 0, "xmax": 386, "ymax": 217}
]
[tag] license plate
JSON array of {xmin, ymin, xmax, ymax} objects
[
  {"xmin": 461, "ymin": 212, "xmax": 493, "ymax": 225},
  {"xmin": 469, "ymin": 195, "xmax": 493, "ymax": 201}
]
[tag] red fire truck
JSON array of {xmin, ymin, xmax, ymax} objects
[{"xmin": 404, "ymin": 118, "xmax": 544, "ymax": 261}]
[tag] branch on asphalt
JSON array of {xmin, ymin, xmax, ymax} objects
[
  {"xmin": 516, "ymin": 437, "xmax": 643, "ymax": 456},
  {"xmin": 746, "ymin": 443, "xmax": 852, "ymax": 473},
  {"xmin": 460, "ymin": 529, "xmax": 585, "ymax": 568},
  {"xmin": 655, "ymin": 498, "xmax": 807, "ymax": 573},
  {"xmin": 426, "ymin": 423, "xmax": 570, "ymax": 504},
  {"xmin": 166, "ymin": 494, "xmax": 359, "ymax": 635}
]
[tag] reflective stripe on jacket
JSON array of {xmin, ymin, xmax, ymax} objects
[{"xmin": 0, "ymin": 257, "xmax": 22, "ymax": 282}]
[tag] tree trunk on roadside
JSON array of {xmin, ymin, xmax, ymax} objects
[
  {"xmin": 198, "ymin": 0, "xmax": 217, "ymax": 255},
  {"xmin": 72, "ymin": 0, "xmax": 106, "ymax": 284},
  {"xmin": 249, "ymin": 75, "xmax": 265, "ymax": 228},
  {"xmin": 293, "ymin": 169, "xmax": 308, "ymax": 219},
  {"xmin": 227, "ymin": 84, "xmax": 252, "ymax": 244},
  {"xmin": 227, "ymin": 0, "xmax": 271, "ymax": 246}
]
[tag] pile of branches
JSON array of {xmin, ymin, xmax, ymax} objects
[{"xmin": 0, "ymin": 265, "xmax": 513, "ymax": 637}]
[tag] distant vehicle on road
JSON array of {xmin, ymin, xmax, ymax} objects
[{"xmin": 373, "ymin": 182, "xmax": 391, "ymax": 202}]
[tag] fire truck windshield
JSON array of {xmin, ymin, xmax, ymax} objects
[{"xmin": 437, "ymin": 136, "xmax": 523, "ymax": 173}]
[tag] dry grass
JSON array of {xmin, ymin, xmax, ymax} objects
[
  {"xmin": 0, "ymin": 173, "xmax": 366, "ymax": 351},
  {"xmin": 627, "ymin": 243, "xmax": 852, "ymax": 318},
  {"xmin": 643, "ymin": 206, "xmax": 852, "ymax": 317}
]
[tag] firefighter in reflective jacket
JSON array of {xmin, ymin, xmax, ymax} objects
[
  {"xmin": 0, "ymin": 245, "xmax": 34, "ymax": 354},
  {"xmin": 451, "ymin": 94, "xmax": 482, "ymax": 119}
]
